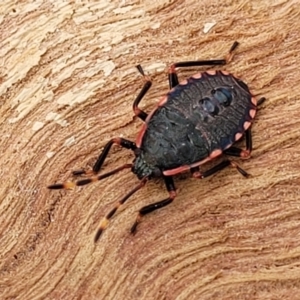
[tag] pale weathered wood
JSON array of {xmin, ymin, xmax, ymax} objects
[{"xmin": 1, "ymin": 0, "xmax": 300, "ymax": 299}]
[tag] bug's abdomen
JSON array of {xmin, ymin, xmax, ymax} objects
[{"xmin": 139, "ymin": 71, "xmax": 257, "ymax": 170}]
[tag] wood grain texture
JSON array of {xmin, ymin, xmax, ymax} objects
[{"xmin": 1, "ymin": 0, "xmax": 300, "ymax": 299}]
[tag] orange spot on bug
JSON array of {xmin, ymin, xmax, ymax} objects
[
  {"xmin": 136, "ymin": 123, "xmax": 147, "ymax": 147},
  {"xmin": 206, "ymin": 70, "xmax": 216, "ymax": 75},
  {"xmin": 158, "ymin": 95, "xmax": 168, "ymax": 107},
  {"xmin": 235, "ymin": 132, "xmax": 243, "ymax": 142},
  {"xmin": 243, "ymin": 121, "xmax": 252, "ymax": 130},
  {"xmin": 191, "ymin": 73, "xmax": 202, "ymax": 79},
  {"xmin": 251, "ymin": 97, "xmax": 257, "ymax": 106},
  {"xmin": 220, "ymin": 70, "xmax": 230, "ymax": 75},
  {"xmin": 168, "ymin": 86, "xmax": 176, "ymax": 93},
  {"xmin": 178, "ymin": 79, "xmax": 188, "ymax": 86},
  {"xmin": 249, "ymin": 109, "xmax": 256, "ymax": 119},
  {"xmin": 209, "ymin": 149, "xmax": 222, "ymax": 159}
]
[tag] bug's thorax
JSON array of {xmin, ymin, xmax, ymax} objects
[{"xmin": 132, "ymin": 149, "xmax": 162, "ymax": 180}]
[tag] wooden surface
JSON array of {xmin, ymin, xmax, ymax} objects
[{"xmin": 1, "ymin": 1, "xmax": 300, "ymax": 299}]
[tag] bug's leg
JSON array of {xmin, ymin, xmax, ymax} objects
[
  {"xmin": 72, "ymin": 137, "xmax": 136, "ymax": 176},
  {"xmin": 191, "ymin": 159, "xmax": 249, "ymax": 179},
  {"xmin": 132, "ymin": 65, "xmax": 152, "ymax": 121},
  {"xmin": 257, "ymin": 97, "xmax": 266, "ymax": 106},
  {"xmin": 168, "ymin": 41, "xmax": 239, "ymax": 88},
  {"xmin": 94, "ymin": 177, "xmax": 148, "ymax": 242},
  {"xmin": 130, "ymin": 176, "xmax": 176, "ymax": 234}
]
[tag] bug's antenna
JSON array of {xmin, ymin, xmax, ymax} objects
[
  {"xmin": 94, "ymin": 176, "xmax": 148, "ymax": 242},
  {"xmin": 47, "ymin": 164, "xmax": 133, "ymax": 190}
]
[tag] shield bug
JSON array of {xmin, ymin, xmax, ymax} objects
[{"xmin": 48, "ymin": 42, "xmax": 265, "ymax": 242}]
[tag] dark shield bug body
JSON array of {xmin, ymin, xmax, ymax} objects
[{"xmin": 48, "ymin": 42, "xmax": 265, "ymax": 242}]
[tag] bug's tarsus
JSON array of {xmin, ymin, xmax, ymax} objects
[
  {"xmin": 48, "ymin": 183, "xmax": 65, "ymax": 189},
  {"xmin": 257, "ymin": 97, "xmax": 266, "ymax": 106},
  {"xmin": 133, "ymin": 65, "xmax": 152, "ymax": 121},
  {"xmin": 226, "ymin": 41, "xmax": 240, "ymax": 63},
  {"xmin": 94, "ymin": 177, "xmax": 148, "ymax": 242},
  {"xmin": 136, "ymin": 64, "xmax": 145, "ymax": 76},
  {"xmin": 229, "ymin": 41, "xmax": 239, "ymax": 52},
  {"xmin": 72, "ymin": 169, "xmax": 88, "ymax": 176},
  {"xmin": 130, "ymin": 176, "xmax": 176, "ymax": 234},
  {"xmin": 72, "ymin": 169, "xmax": 96, "ymax": 176},
  {"xmin": 191, "ymin": 161, "xmax": 231, "ymax": 178},
  {"xmin": 94, "ymin": 228, "xmax": 103, "ymax": 243},
  {"xmin": 48, "ymin": 181, "xmax": 77, "ymax": 190},
  {"xmin": 191, "ymin": 159, "xmax": 248, "ymax": 179},
  {"xmin": 230, "ymin": 161, "xmax": 249, "ymax": 177}
]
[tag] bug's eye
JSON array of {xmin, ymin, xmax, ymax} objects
[
  {"xmin": 200, "ymin": 97, "xmax": 219, "ymax": 116},
  {"xmin": 212, "ymin": 87, "xmax": 233, "ymax": 106}
]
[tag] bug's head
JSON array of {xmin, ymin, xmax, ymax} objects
[{"xmin": 132, "ymin": 150, "xmax": 162, "ymax": 180}]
